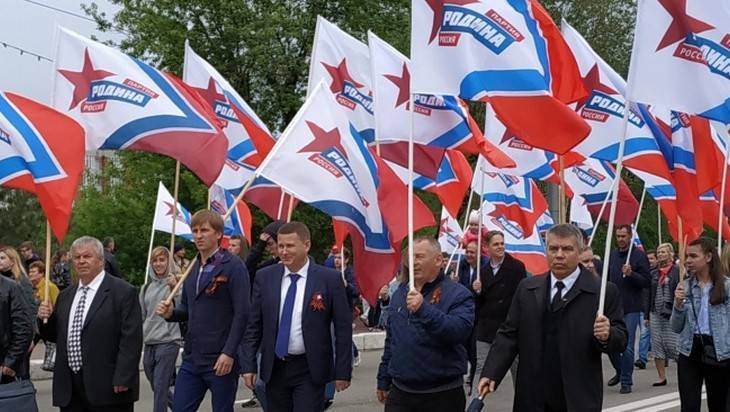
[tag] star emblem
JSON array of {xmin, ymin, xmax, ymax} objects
[
  {"xmin": 58, "ymin": 48, "xmax": 116, "ymax": 110},
  {"xmin": 298, "ymin": 121, "xmax": 349, "ymax": 160},
  {"xmin": 322, "ymin": 59, "xmax": 364, "ymax": 94},
  {"xmin": 384, "ymin": 63, "xmax": 410, "ymax": 109},
  {"xmin": 576, "ymin": 64, "xmax": 618, "ymax": 109},
  {"xmin": 500, "ymin": 128, "xmax": 521, "ymax": 145},
  {"xmin": 656, "ymin": 0, "xmax": 714, "ymax": 51},
  {"xmin": 439, "ymin": 217, "xmax": 454, "ymax": 235},
  {"xmin": 424, "ymin": 0, "xmax": 480, "ymax": 44},
  {"xmin": 192, "ymin": 77, "xmax": 227, "ymax": 109},
  {"xmin": 164, "ymin": 201, "xmax": 187, "ymax": 223}
]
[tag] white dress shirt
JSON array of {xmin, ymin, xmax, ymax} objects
[
  {"xmin": 550, "ymin": 266, "xmax": 580, "ymax": 301},
  {"xmin": 490, "ymin": 256, "xmax": 505, "ymax": 276},
  {"xmin": 279, "ymin": 259, "xmax": 310, "ymax": 355},
  {"xmin": 67, "ymin": 271, "xmax": 105, "ymax": 339}
]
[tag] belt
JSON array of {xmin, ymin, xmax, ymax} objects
[{"xmin": 276, "ymin": 353, "xmax": 306, "ymax": 362}]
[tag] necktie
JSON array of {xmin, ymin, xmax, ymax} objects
[
  {"xmin": 551, "ymin": 281, "xmax": 565, "ymax": 312},
  {"xmin": 275, "ymin": 274, "xmax": 301, "ymax": 359},
  {"xmin": 68, "ymin": 286, "xmax": 89, "ymax": 372}
]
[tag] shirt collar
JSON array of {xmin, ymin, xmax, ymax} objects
[
  {"xmin": 79, "ymin": 270, "xmax": 105, "ymax": 291},
  {"xmin": 550, "ymin": 266, "xmax": 581, "ymax": 292},
  {"xmin": 284, "ymin": 258, "xmax": 310, "ymax": 279},
  {"xmin": 490, "ymin": 255, "xmax": 505, "ymax": 268},
  {"xmin": 201, "ymin": 248, "xmax": 220, "ymax": 265}
]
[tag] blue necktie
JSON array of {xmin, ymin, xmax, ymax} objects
[{"xmin": 275, "ymin": 273, "xmax": 301, "ymax": 359}]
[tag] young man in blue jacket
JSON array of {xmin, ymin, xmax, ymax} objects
[{"xmin": 376, "ymin": 237, "xmax": 474, "ymax": 411}]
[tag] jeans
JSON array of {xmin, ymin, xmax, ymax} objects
[
  {"xmin": 609, "ymin": 311, "xmax": 641, "ymax": 386},
  {"xmin": 638, "ymin": 315, "xmax": 651, "ymax": 363},
  {"xmin": 142, "ymin": 342, "xmax": 180, "ymax": 412}
]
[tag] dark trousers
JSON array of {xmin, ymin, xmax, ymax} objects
[
  {"xmin": 266, "ymin": 355, "xmax": 325, "ymax": 412},
  {"xmin": 172, "ymin": 360, "xmax": 238, "ymax": 412},
  {"xmin": 677, "ymin": 338, "xmax": 730, "ymax": 412},
  {"xmin": 142, "ymin": 342, "xmax": 179, "ymax": 412},
  {"xmin": 61, "ymin": 371, "xmax": 133, "ymax": 412},
  {"xmin": 384, "ymin": 386, "xmax": 465, "ymax": 412}
]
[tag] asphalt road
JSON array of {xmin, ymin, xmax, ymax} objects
[{"xmin": 32, "ymin": 350, "xmax": 705, "ymax": 411}]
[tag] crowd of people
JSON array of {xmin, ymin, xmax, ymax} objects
[{"xmin": 1, "ymin": 215, "xmax": 729, "ymax": 412}]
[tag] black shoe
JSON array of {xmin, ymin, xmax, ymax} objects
[
  {"xmin": 324, "ymin": 400, "xmax": 334, "ymax": 410},
  {"xmin": 607, "ymin": 375, "xmax": 620, "ymax": 386},
  {"xmin": 634, "ymin": 360, "xmax": 646, "ymax": 369},
  {"xmin": 240, "ymin": 397, "xmax": 258, "ymax": 408},
  {"xmin": 652, "ymin": 379, "xmax": 668, "ymax": 387},
  {"xmin": 620, "ymin": 385, "xmax": 632, "ymax": 394}
]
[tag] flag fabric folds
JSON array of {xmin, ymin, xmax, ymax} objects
[
  {"xmin": 0, "ymin": 92, "xmax": 85, "ymax": 241},
  {"xmin": 52, "ymin": 28, "xmax": 228, "ymax": 186},
  {"xmin": 438, "ymin": 208, "xmax": 465, "ymax": 256},
  {"xmin": 153, "ymin": 181, "xmax": 193, "ymax": 240},
  {"xmin": 209, "ymin": 183, "xmax": 253, "ymax": 243}
]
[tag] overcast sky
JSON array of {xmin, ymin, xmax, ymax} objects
[{"xmin": 0, "ymin": 0, "xmax": 121, "ymax": 103}]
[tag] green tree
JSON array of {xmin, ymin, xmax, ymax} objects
[{"xmin": 0, "ymin": 189, "xmax": 45, "ymax": 250}]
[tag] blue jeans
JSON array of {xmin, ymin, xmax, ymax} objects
[
  {"xmin": 173, "ymin": 360, "xmax": 239, "ymax": 412},
  {"xmin": 142, "ymin": 342, "xmax": 180, "ymax": 412},
  {"xmin": 609, "ymin": 311, "xmax": 641, "ymax": 386},
  {"xmin": 638, "ymin": 315, "xmax": 651, "ymax": 364}
]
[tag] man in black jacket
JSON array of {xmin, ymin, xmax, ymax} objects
[
  {"xmin": 0, "ymin": 275, "xmax": 33, "ymax": 384},
  {"xmin": 479, "ymin": 224, "xmax": 627, "ymax": 412},
  {"xmin": 471, "ymin": 231, "xmax": 526, "ymax": 395},
  {"xmin": 606, "ymin": 224, "xmax": 651, "ymax": 393},
  {"xmin": 245, "ymin": 220, "xmax": 284, "ymax": 285}
]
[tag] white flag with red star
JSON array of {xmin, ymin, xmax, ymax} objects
[{"xmin": 153, "ymin": 181, "xmax": 192, "ymax": 240}]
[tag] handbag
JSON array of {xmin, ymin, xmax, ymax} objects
[
  {"xmin": 0, "ymin": 378, "xmax": 39, "ymax": 411},
  {"xmin": 687, "ymin": 292, "xmax": 730, "ymax": 368}
]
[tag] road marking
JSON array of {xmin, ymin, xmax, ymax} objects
[
  {"xmin": 640, "ymin": 392, "xmax": 707, "ymax": 412},
  {"xmin": 602, "ymin": 392, "xmax": 680, "ymax": 412}
]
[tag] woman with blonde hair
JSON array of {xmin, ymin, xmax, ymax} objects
[
  {"xmin": 140, "ymin": 246, "xmax": 182, "ymax": 412},
  {"xmin": 648, "ymin": 243, "xmax": 680, "ymax": 386}
]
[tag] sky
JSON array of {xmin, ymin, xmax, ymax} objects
[{"xmin": 0, "ymin": 0, "xmax": 121, "ymax": 103}]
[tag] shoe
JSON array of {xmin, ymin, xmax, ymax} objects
[
  {"xmin": 607, "ymin": 375, "xmax": 620, "ymax": 386},
  {"xmin": 353, "ymin": 353, "xmax": 361, "ymax": 367},
  {"xmin": 323, "ymin": 400, "xmax": 334, "ymax": 410},
  {"xmin": 239, "ymin": 397, "xmax": 258, "ymax": 408},
  {"xmin": 634, "ymin": 360, "xmax": 646, "ymax": 369},
  {"xmin": 652, "ymin": 379, "xmax": 668, "ymax": 387},
  {"xmin": 620, "ymin": 385, "xmax": 632, "ymax": 394}
]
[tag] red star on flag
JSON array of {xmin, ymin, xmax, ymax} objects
[
  {"xmin": 425, "ymin": 0, "xmax": 480, "ymax": 44},
  {"xmin": 322, "ymin": 59, "xmax": 364, "ymax": 94},
  {"xmin": 656, "ymin": 0, "xmax": 714, "ymax": 51},
  {"xmin": 163, "ymin": 201, "xmax": 186, "ymax": 223},
  {"xmin": 192, "ymin": 77, "xmax": 227, "ymax": 108},
  {"xmin": 500, "ymin": 128, "xmax": 521, "ymax": 145},
  {"xmin": 439, "ymin": 217, "xmax": 454, "ymax": 235},
  {"xmin": 576, "ymin": 64, "xmax": 618, "ymax": 109},
  {"xmin": 384, "ymin": 63, "xmax": 410, "ymax": 109},
  {"xmin": 58, "ymin": 48, "xmax": 116, "ymax": 110},
  {"xmin": 298, "ymin": 121, "xmax": 349, "ymax": 160}
]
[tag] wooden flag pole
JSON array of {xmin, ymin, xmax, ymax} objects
[
  {"xmin": 286, "ymin": 194, "xmax": 295, "ymax": 222},
  {"xmin": 169, "ymin": 160, "xmax": 181, "ymax": 258},
  {"xmin": 276, "ymin": 190, "xmax": 287, "ymax": 220},
  {"xmin": 587, "ymin": 177, "xmax": 617, "ymax": 248},
  {"xmin": 678, "ymin": 217, "xmax": 686, "ymax": 283},
  {"xmin": 43, "ymin": 220, "xmax": 52, "ymax": 323},
  {"xmin": 143, "ymin": 188, "xmax": 162, "ymax": 286},
  {"xmin": 717, "ymin": 133, "xmax": 730, "ymax": 251},
  {"xmin": 559, "ymin": 155, "xmax": 566, "ymax": 224},
  {"xmin": 625, "ymin": 185, "xmax": 647, "ymax": 265},
  {"xmin": 452, "ymin": 187, "xmax": 476, "ymax": 282},
  {"xmin": 475, "ymin": 170, "xmax": 485, "ymax": 289}
]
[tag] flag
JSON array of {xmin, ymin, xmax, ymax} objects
[
  {"xmin": 183, "ymin": 41, "xmax": 273, "ymax": 167},
  {"xmin": 472, "ymin": 156, "xmax": 548, "ymax": 237},
  {"xmin": 630, "ymin": 167, "xmax": 680, "ymax": 240},
  {"xmin": 209, "ymin": 183, "xmax": 253, "ymax": 243},
  {"xmin": 0, "ymin": 92, "xmax": 85, "ymax": 240},
  {"xmin": 153, "ymin": 181, "xmax": 193, "ymax": 240},
  {"xmin": 632, "ymin": 224, "xmax": 645, "ymax": 251},
  {"xmin": 52, "ymin": 28, "xmax": 227, "ymax": 186},
  {"xmin": 537, "ymin": 211, "xmax": 555, "ymax": 233},
  {"xmin": 563, "ymin": 158, "xmax": 640, "ymax": 225},
  {"xmin": 668, "ymin": 111, "xmax": 705, "ymax": 240},
  {"xmin": 438, "ymin": 207, "xmax": 464, "ymax": 256},
  {"xmin": 410, "ymin": 0, "xmax": 590, "ymax": 154},
  {"xmin": 368, "ymin": 31, "xmax": 513, "ymax": 167},
  {"xmin": 308, "ymin": 16, "xmax": 374, "ymax": 142},
  {"xmin": 562, "ymin": 21, "xmax": 674, "ymax": 183},
  {"xmin": 627, "ymin": 0, "xmax": 730, "ymax": 123},
  {"xmin": 570, "ymin": 195, "xmax": 594, "ymax": 232},
  {"xmin": 256, "ymin": 82, "xmax": 435, "ymax": 304}
]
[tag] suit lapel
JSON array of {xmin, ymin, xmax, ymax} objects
[
  {"xmin": 562, "ymin": 270, "xmax": 598, "ymax": 308},
  {"xmin": 60, "ymin": 287, "xmax": 78, "ymax": 333},
  {"xmin": 273, "ymin": 265, "xmax": 284, "ymax": 326},
  {"xmin": 530, "ymin": 273, "xmax": 550, "ymax": 311},
  {"xmin": 83, "ymin": 275, "xmax": 111, "ymax": 329},
  {"xmin": 301, "ymin": 264, "xmax": 316, "ymax": 325},
  {"xmin": 195, "ymin": 255, "xmax": 225, "ymax": 299}
]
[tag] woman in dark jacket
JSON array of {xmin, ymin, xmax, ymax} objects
[
  {"xmin": 648, "ymin": 243, "xmax": 680, "ymax": 386},
  {"xmin": 0, "ymin": 246, "xmax": 36, "ymax": 379}
]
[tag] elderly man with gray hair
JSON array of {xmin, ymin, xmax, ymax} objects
[
  {"xmin": 478, "ymin": 224, "xmax": 627, "ymax": 412},
  {"xmin": 39, "ymin": 236, "xmax": 143, "ymax": 412}
]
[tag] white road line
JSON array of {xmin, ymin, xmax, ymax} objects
[
  {"xmin": 640, "ymin": 393, "xmax": 707, "ymax": 412},
  {"xmin": 602, "ymin": 392, "xmax": 680, "ymax": 412}
]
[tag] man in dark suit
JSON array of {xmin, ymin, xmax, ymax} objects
[
  {"xmin": 455, "ymin": 240, "xmax": 485, "ymax": 391},
  {"xmin": 38, "ymin": 236, "xmax": 143, "ymax": 412},
  {"xmin": 157, "ymin": 210, "xmax": 250, "ymax": 412},
  {"xmin": 472, "ymin": 230, "xmax": 526, "ymax": 395},
  {"xmin": 478, "ymin": 224, "xmax": 628, "ymax": 412},
  {"xmin": 241, "ymin": 221, "xmax": 352, "ymax": 412}
]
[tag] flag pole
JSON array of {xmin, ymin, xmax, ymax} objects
[
  {"xmin": 340, "ymin": 247, "xmax": 346, "ymax": 284},
  {"xmin": 598, "ymin": 101, "xmax": 631, "ymax": 315},
  {"xmin": 625, "ymin": 184, "xmax": 647, "ymax": 265},
  {"xmin": 658, "ymin": 204, "xmax": 663, "ymax": 245},
  {"xmin": 475, "ymin": 170, "xmax": 485, "ymax": 288},
  {"xmin": 165, "ymin": 174, "xmax": 257, "ymax": 304},
  {"xmin": 144, "ymin": 188, "xmax": 162, "ymax": 285},
  {"xmin": 717, "ymin": 134, "xmax": 730, "ymax": 251},
  {"xmin": 678, "ymin": 217, "xmax": 686, "ymax": 282},
  {"xmin": 276, "ymin": 190, "xmax": 286, "ymax": 220},
  {"xmin": 407, "ymin": 91, "xmax": 415, "ymax": 290},
  {"xmin": 559, "ymin": 155, "xmax": 566, "ymax": 224},
  {"xmin": 43, "ymin": 220, "xmax": 52, "ymax": 323},
  {"xmin": 286, "ymin": 193, "xmax": 295, "ymax": 222},
  {"xmin": 169, "ymin": 160, "xmax": 181, "ymax": 258},
  {"xmin": 453, "ymin": 187, "xmax": 475, "ymax": 282},
  {"xmin": 587, "ymin": 177, "xmax": 617, "ymax": 248}
]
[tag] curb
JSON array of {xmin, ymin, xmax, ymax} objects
[{"xmin": 30, "ymin": 331, "xmax": 386, "ymax": 381}]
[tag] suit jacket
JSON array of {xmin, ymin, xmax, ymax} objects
[
  {"xmin": 456, "ymin": 256, "xmax": 487, "ymax": 294},
  {"xmin": 168, "ymin": 249, "xmax": 250, "ymax": 369},
  {"xmin": 242, "ymin": 260, "xmax": 352, "ymax": 385},
  {"xmin": 481, "ymin": 269, "xmax": 627, "ymax": 412},
  {"xmin": 474, "ymin": 253, "xmax": 527, "ymax": 342},
  {"xmin": 40, "ymin": 273, "xmax": 142, "ymax": 408}
]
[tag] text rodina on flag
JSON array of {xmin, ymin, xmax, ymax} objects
[
  {"xmin": 52, "ymin": 28, "xmax": 228, "ymax": 186},
  {"xmin": 0, "ymin": 92, "xmax": 85, "ymax": 240},
  {"xmin": 410, "ymin": 0, "xmax": 590, "ymax": 154},
  {"xmin": 627, "ymin": 0, "xmax": 730, "ymax": 123},
  {"xmin": 153, "ymin": 181, "xmax": 193, "ymax": 240},
  {"xmin": 256, "ymin": 82, "xmax": 434, "ymax": 304}
]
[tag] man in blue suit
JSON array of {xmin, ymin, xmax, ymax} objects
[
  {"xmin": 241, "ymin": 221, "xmax": 352, "ymax": 412},
  {"xmin": 156, "ymin": 210, "xmax": 250, "ymax": 412},
  {"xmin": 456, "ymin": 240, "xmax": 485, "ymax": 390}
]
